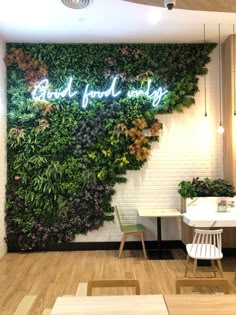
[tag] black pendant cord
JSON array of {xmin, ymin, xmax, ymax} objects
[
  {"xmin": 219, "ymin": 24, "xmax": 222, "ymax": 126},
  {"xmin": 204, "ymin": 24, "xmax": 207, "ymax": 117},
  {"xmin": 233, "ymin": 24, "xmax": 236, "ymax": 116}
]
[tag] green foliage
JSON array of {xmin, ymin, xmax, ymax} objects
[
  {"xmin": 6, "ymin": 43, "xmax": 216, "ymax": 250},
  {"xmin": 177, "ymin": 180, "xmax": 197, "ymax": 199},
  {"xmin": 178, "ymin": 177, "xmax": 236, "ymax": 199}
]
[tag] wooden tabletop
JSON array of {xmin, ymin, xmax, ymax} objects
[
  {"xmin": 138, "ymin": 208, "xmax": 182, "ymax": 218},
  {"xmin": 164, "ymin": 294, "xmax": 236, "ymax": 315},
  {"xmin": 50, "ymin": 295, "xmax": 169, "ymax": 315}
]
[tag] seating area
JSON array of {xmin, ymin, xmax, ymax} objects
[
  {"xmin": 46, "ymin": 274, "xmax": 236, "ymax": 314},
  {"xmin": 1, "ymin": 202, "xmax": 236, "ymax": 314},
  {"xmin": 1, "ymin": 249, "xmax": 236, "ymax": 314},
  {"xmin": 3, "ymin": 210, "xmax": 236, "ymax": 314}
]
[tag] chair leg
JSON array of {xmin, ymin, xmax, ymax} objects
[
  {"xmin": 176, "ymin": 279, "xmax": 181, "ymax": 294},
  {"xmin": 184, "ymin": 255, "xmax": 190, "ymax": 277},
  {"xmin": 193, "ymin": 259, "xmax": 198, "ymax": 277},
  {"xmin": 211, "ymin": 260, "xmax": 216, "ymax": 277},
  {"xmin": 118, "ymin": 234, "xmax": 127, "ymax": 258},
  {"xmin": 140, "ymin": 232, "xmax": 147, "ymax": 259},
  {"xmin": 216, "ymin": 259, "xmax": 224, "ymax": 277}
]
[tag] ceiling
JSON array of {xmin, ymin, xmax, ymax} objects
[{"xmin": 1, "ymin": 0, "xmax": 236, "ymax": 43}]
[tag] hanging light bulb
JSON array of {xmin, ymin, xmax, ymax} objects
[
  {"xmin": 217, "ymin": 24, "xmax": 224, "ymax": 134},
  {"xmin": 203, "ymin": 24, "xmax": 208, "ymax": 117},
  {"xmin": 217, "ymin": 122, "xmax": 224, "ymax": 133}
]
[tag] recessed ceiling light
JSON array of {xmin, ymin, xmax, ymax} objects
[{"xmin": 61, "ymin": 0, "xmax": 93, "ymax": 9}]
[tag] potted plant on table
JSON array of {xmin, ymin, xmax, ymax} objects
[{"xmin": 178, "ymin": 177, "xmax": 236, "ymax": 212}]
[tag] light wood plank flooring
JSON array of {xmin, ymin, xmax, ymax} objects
[{"xmin": 0, "ymin": 249, "xmax": 236, "ymax": 315}]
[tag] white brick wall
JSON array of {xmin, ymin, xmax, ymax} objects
[
  {"xmin": 0, "ymin": 37, "xmax": 7, "ymax": 257},
  {"xmin": 75, "ymin": 48, "xmax": 224, "ymax": 242}
]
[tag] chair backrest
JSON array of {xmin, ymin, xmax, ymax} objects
[
  {"xmin": 190, "ymin": 228, "xmax": 223, "ymax": 259},
  {"xmin": 87, "ymin": 279, "xmax": 140, "ymax": 296},
  {"xmin": 114, "ymin": 205, "xmax": 123, "ymax": 230},
  {"xmin": 176, "ymin": 277, "xmax": 229, "ymax": 294}
]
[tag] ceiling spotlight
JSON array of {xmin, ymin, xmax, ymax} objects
[
  {"xmin": 164, "ymin": 0, "xmax": 176, "ymax": 10},
  {"xmin": 61, "ymin": 0, "xmax": 92, "ymax": 9}
]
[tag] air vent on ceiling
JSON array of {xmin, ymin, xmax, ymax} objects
[{"xmin": 61, "ymin": 0, "xmax": 92, "ymax": 9}]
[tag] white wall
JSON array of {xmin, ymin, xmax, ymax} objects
[
  {"xmin": 0, "ymin": 36, "xmax": 7, "ymax": 257},
  {"xmin": 75, "ymin": 48, "xmax": 224, "ymax": 242}
]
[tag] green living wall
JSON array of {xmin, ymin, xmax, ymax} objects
[{"xmin": 5, "ymin": 43, "xmax": 216, "ymax": 250}]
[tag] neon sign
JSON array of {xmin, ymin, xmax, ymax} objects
[
  {"xmin": 82, "ymin": 76, "xmax": 122, "ymax": 109},
  {"xmin": 127, "ymin": 79, "xmax": 167, "ymax": 107},
  {"xmin": 31, "ymin": 76, "xmax": 168, "ymax": 108},
  {"xmin": 31, "ymin": 77, "xmax": 78, "ymax": 100}
]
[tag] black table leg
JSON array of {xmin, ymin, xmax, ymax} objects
[
  {"xmin": 157, "ymin": 217, "xmax": 162, "ymax": 251},
  {"xmin": 147, "ymin": 217, "xmax": 174, "ymax": 260}
]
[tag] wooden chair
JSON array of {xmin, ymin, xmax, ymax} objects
[
  {"xmin": 87, "ymin": 279, "xmax": 140, "ymax": 296},
  {"xmin": 185, "ymin": 228, "xmax": 224, "ymax": 277},
  {"xmin": 176, "ymin": 277, "xmax": 229, "ymax": 294},
  {"xmin": 114, "ymin": 205, "xmax": 147, "ymax": 259}
]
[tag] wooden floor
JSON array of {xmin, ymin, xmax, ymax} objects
[{"xmin": 0, "ymin": 249, "xmax": 236, "ymax": 315}]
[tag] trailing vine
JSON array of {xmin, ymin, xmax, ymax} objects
[{"xmin": 5, "ymin": 43, "xmax": 216, "ymax": 250}]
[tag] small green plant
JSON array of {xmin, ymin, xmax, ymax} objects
[
  {"xmin": 178, "ymin": 177, "xmax": 236, "ymax": 199},
  {"xmin": 177, "ymin": 180, "xmax": 197, "ymax": 199}
]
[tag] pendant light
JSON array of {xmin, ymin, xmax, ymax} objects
[
  {"xmin": 217, "ymin": 24, "xmax": 224, "ymax": 134},
  {"xmin": 203, "ymin": 24, "xmax": 207, "ymax": 117}
]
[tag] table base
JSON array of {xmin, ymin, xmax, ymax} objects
[{"xmin": 147, "ymin": 249, "xmax": 174, "ymax": 260}]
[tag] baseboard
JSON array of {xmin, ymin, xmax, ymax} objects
[
  {"xmin": 223, "ymin": 248, "xmax": 236, "ymax": 257},
  {"xmin": 7, "ymin": 241, "xmax": 236, "ymax": 256},
  {"xmin": 7, "ymin": 240, "xmax": 184, "ymax": 253}
]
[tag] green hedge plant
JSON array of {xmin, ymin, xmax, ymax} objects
[
  {"xmin": 178, "ymin": 177, "xmax": 236, "ymax": 199},
  {"xmin": 5, "ymin": 43, "xmax": 216, "ymax": 250}
]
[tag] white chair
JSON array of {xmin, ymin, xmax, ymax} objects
[{"xmin": 184, "ymin": 228, "xmax": 224, "ymax": 277}]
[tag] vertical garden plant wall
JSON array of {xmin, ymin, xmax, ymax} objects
[{"xmin": 5, "ymin": 43, "xmax": 216, "ymax": 250}]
